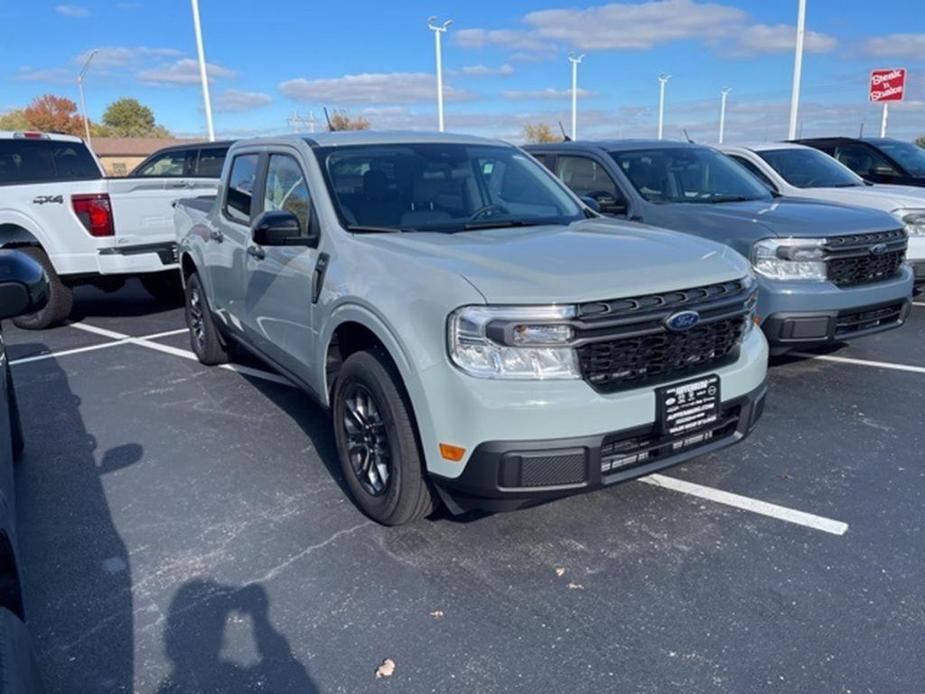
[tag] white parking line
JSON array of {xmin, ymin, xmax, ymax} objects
[
  {"xmin": 790, "ymin": 352, "xmax": 925, "ymax": 375},
  {"xmin": 913, "ymin": 302, "xmax": 925, "ymax": 308},
  {"xmin": 69, "ymin": 322, "xmax": 293, "ymax": 387},
  {"xmin": 640, "ymin": 474, "xmax": 848, "ymax": 536},
  {"xmin": 11, "ymin": 328, "xmax": 189, "ymax": 366}
]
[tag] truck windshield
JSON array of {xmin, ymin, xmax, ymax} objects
[
  {"xmin": 758, "ymin": 148, "xmax": 863, "ymax": 188},
  {"xmin": 315, "ymin": 143, "xmax": 585, "ymax": 232},
  {"xmin": 876, "ymin": 140, "xmax": 925, "ymax": 177},
  {"xmin": 0, "ymin": 139, "xmax": 101, "ymax": 185},
  {"xmin": 609, "ymin": 147, "xmax": 771, "ymax": 204}
]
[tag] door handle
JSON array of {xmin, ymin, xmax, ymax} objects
[
  {"xmin": 166, "ymin": 181, "xmax": 190, "ymax": 189},
  {"xmin": 209, "ymin": 229, "xmax": 224, "ymax": 242},
  {"xmin": 247, "ymin": 245, "xmax": 266, "ymax": 260}
]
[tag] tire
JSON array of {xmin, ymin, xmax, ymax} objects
[
  {"xmin": 141, "ymin": 271, "xmax": 184, "ymax": 304},
  {"xmin": 184, "ymin": 273, "xmax": 228, "ymax": 366},
  {"xmin": 332, "ymin": 348, "xmax": 435, "ymax": 525},
  {"xmin": 6, "ymin": 370, "xmax": 23, "ymax": 463},
  {"xmin": 0, "ymin": 607, "xmax": 44, "ymax": 693},
  {"xmin": 11, "ymin": 248, "xmax": 72, "ymax": 331}
]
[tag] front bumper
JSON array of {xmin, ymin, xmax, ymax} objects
[
  {"xmin": 432, "ymin": 380, "xmax": 768, "ymax": 514},
  {"xmin": 757, "ymin": 265, "xmax": 913, "ymax": 350}
]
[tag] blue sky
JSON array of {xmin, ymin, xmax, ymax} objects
[{"xmin": 2, "ymin": 0, "xmax": 924, "ymax": 143}]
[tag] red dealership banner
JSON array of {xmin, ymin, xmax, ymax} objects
[{"xmin": 869, "ymin": 68, "xmax": 906, "ymax": 102}]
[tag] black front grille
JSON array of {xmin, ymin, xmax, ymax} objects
[
  {"xmin": 824, "ymin": 228, "xmax": 907, "ymax": 287},
  {"xmin": 835, "ymin": 302, "xmax": 906, "ymax": 337},
  {"xmin": 575, "ymin": 280, "xmax": 754, "ymax": 393}
]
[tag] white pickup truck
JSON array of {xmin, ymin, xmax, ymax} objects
[{"xmin": 0, "ymin": 131, "xmax": 220, "ymax": 328}]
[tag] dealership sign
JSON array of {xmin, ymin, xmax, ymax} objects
[{"xmin": 869, "ymin": 68, "xmax": 906, "ymax": 102}]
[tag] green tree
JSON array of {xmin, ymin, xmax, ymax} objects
[
  {"xmin": 916, "ymin": 136, "xmax": 925, "ymax": 149},
  {"xmin": 102, "ymin": 98, "xmax": 171, "ymax": 137},
  {"xmin": 0, "ymin": 109, "xmax": 30, "ymax": 131},
  {"xmin": 523, "ymin": 123, "xmax": 558, "ymax": 143}
]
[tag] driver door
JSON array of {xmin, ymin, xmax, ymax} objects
[{"xmin": 241, "ymin": 151, "xmax": 320, "ymax": 380}]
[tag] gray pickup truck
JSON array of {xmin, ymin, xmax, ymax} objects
[
  {"xmin": 527, "ymin": 140, "xmax": 914, "ymax": 354},
  {"xmin": 175, "ymin": 132, "xmax": 768, "ymax": 525}
]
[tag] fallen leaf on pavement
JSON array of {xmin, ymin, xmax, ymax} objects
[
  {"xmin": 430, "ymin": 610, "xmax": 444, "ymax": 619},
  {"xmin": 567, "ymin": 582, "xmax": 584, "ymax": 590},
  {"xmin": 555, "ymin": 567, "xmax": 566, "ymax": 577},
  {"xmin": 375, "ymin": 658, "xmax": 396, "ymax": 679}
]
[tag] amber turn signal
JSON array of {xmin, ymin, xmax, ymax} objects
[{"xmin": 439, "ymin": 443, "xmax": 466, "ymax": 462}]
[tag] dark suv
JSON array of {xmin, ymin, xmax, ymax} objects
[
  {"xmin": 793, "ymin": 137, "xmax": 925, "ymax": 187},
  {"xmin": 130, "ymin": 141, "xmax": 233, "ymax": 179}
]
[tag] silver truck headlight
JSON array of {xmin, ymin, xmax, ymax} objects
[
  {"xmin": 894, "ymin": 209, "xmax": 925, "ymax": 237},
  {"xmin": 448, "ymin": 305, "xmax": 581, "ymax": 380},
  {"xmin": 752, "ymin": 238, "xmax": 827, "ymax": 281}
]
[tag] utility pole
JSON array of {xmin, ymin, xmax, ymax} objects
[
  {"xmin": 77, "ymin": 48, "xmax": 99, "ymax": 146},
  {"xmin": 718, "ymin": 88, "xmax": 732, "ymax": 144},
  {"xmin": 568, "ymin": 53, "xmax": 585, "ymax": 140},
  {"xmin": 657, "ymin": 74, "xmax": 671, "ymax": 140},
  {"xmin": 191, "ymin": 0, "xmax": 215, "ymax": 141},
  {"xmin": 787, "ymin": 0, "xmax": 807, "ymax": 140},
  {"xmin": 428, "ymin": 16, "xmax": 452, "ymax": 132}
]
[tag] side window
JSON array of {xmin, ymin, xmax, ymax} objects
[
  {"xmin": 136, "ymin": 149, "xmax": 192, "ymax": 177},
  {"xmin": 195, "ymin": 147, "xmax": 228, "ymax": 178},
  {"xmin": 729, "ymin": 155, "xmax": 777, "ymax": 191},
  {"xmin": 834, "ymin": 144, "xmax": 896, "ymax": 177},
  {"xmin": 224, "ymin": 154, "xmax": 259, "ymax": 223},
  {"xmin": 263, "ymin": 154, "xmax": 311, "ymax": 232},
  {"xmin": 555, "ymin": 155, "xmax": 626, "ymax": 214}
]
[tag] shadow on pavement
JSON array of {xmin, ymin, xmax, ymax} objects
[
  {"xmin": 156, "ymin": 580, "xmax": 315, "ymax": 693},
  {"xmin": 69, "ymin": 280, "xmax": 182, "ymax": 321}
]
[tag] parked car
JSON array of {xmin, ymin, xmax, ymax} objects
[
  {"xmin": 0, "ymin": 249, "xmax": 51, "ymax": 692},
  {"xmin": 793, "ymin": 137, "xmax": 925, "ymax": 188},
  {"xmin": 129, "ymin": 140, "xmax": 231, "ymax": 179},
  {"xmin": 720, "ymin": 142, "xmax": 925, "ymax": 285},
  {"xmin": 526, "ymin": 140, "xmax": 914, "ymax": 354},
  {"xmin": 0, "ymin": 131, "xmax": 220, "ymax": 329},
  {"xmin": 175, "ymin": 132, "xmax": 769, "ymax": 525}
]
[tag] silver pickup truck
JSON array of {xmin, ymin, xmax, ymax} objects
[{"xmin": 175, "ymin": 132, "xmax": 768, "ymax": 525}]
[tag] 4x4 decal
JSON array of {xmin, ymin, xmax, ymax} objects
[{"xmin": 33, "ymin": 195, "xmax": 64, "ymax": 205}]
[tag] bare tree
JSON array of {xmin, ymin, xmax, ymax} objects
[
  {"xmin": 522, "ymin": 123, "xmax": 558, "ymax": 144},
  {"xmin": 328, "ymin": 109, "xmax": 371, "ymax": 131}
]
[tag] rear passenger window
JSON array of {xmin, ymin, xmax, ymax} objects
[
  {"xmin": 224, "ymin": 154, "xmax": 259, "ymax": 223},
  {"xmin": 0, "ymin": 140, "xmax": 101, "ymax": 184},
  {"xmin": 136, "ymin": 150, "xmax": 192, "ymax": 177},
  {"xmin": 195, "ymin": 148, "xmax": 228, "ymax": 177},
  {"xmin": 729, "ymin": 155, "xmax": 777, "ymax": 191},
  {"xmin": 264, "ymin": 154, "xmax": 311, "ymax": 232}
]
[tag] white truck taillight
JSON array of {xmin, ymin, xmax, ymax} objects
[{"xmin": 72, "ymin": 193, "xmax": 114, "ymax": 237}]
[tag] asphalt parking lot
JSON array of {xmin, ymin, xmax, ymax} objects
[{"xmin": 7, "ymin": 281, "xmax": 925, "ymax": 693}]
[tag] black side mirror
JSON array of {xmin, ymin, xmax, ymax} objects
[
  {"xmin": 871, "ymin": 165, "xmax": 896, "ymax": 177},
  {"xmin": 251, "ymin": 210, "xmax": 316, "ymax": 247},
  {"xmin": 0, "ymin": 250, "xmax": 49, "ymax": 321},
  {"xmin": 580, "ymin": 196, "xmax": 601, "ymax": 213},
  {"xmin": 587, "ymin": 191, "xmax": 628, "ymax": 216}
]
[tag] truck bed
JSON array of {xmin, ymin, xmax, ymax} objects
[{"xmin": 176, "ymin": 196, "xmax": 216, "ymax": 214}]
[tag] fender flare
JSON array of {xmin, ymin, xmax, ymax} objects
[{"xmin": 0, "ymin": 210, "xmax": 50, "ymax": 250}]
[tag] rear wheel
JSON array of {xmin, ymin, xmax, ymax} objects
[
  {"xmin": 141, "ymin": 271, "xmax": 184, "ymax": 304},
  {"xmin": 333, "ymin": 348, "xmax": 435, "ymax": 525},
  {"xmin": 184, "ymin": 273, "xmax": 228, "ymax": 365},
  {"xmin": 11, "ymin": 247, "xmax": 72, "ymax": 330}
]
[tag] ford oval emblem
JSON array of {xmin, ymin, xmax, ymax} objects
[
  {"xmin": 869, "ymin": 243, "xmax": 889, "ymax": 256},
  {"xmin": 664, "ymin": 310, "xmax": 701, "ymax": 332}
]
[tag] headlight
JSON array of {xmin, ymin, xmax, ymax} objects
[
  {"xmin": 894, "ymin": 209, "xmax": 925, "ymax": 237},
  {"xmin": 751, "ymin": 238, "xmax": 827, "ymax": 281},
  {"xmin": 448, "ymin": 305, "xmax": 581, "ymax": 380}
]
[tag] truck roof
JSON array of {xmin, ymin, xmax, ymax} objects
[
  {"xmin": 231, "ymin": 131, "xmax": 509, "ymax": 150},
  {"xmin": 0, "ymin": 131, "xmax": 85, "ymax": 143},
  {"xmin": 527, "ymin": 139, "xmax": 703, "ymax": 152},
  {"xmin": 719, "ymin": 141, "xmax": 814, "ymax": 153}
]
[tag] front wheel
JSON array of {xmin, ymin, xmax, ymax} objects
[{"xmin": 332, "ymin": 348, "xmax": 435, "ymax": 525}]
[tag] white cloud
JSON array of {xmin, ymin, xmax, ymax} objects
[
  {"xmin": 864, "ymin": 33, "xmax": 925, "ymax": 59},
  {"xmin": 731, "ymin": 24, "xmax": 836, "ymax": 56},
  {"xmin": 214, "ymin": 90, "xmax": 272, "ymax": 113},
  {"xmin": 460, "ymin": 64, "xmax": 515, "ymax": 76},
  {"xmin": 502, "ymin": 88, "xmax": 595, "ymax": 100},
  {"xmin": 76, "ymin": 46, "xmax": 183, "ymax": 69},
  {"xmin": 279, "ymin": 72, "xmax": 470, "ymax": 105},
  {"xmin": 56, "ymin": 4, "xmax": 89, "ymax": 17},
  {"xmin": 137, "ymin": 59, "xmax": 235, "ymax": 85},
  {"xmin": 14, "ymin": 66, "xmax": 73, "ymax": 83}
]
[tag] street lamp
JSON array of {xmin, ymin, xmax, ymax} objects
[
  {"xmin": 191, "ymin": 0, "xmax": 215, "ymax": 141},
  {"xmin": 77, "ymin": 48, "xmax": 99, "ymax": 147},
  {"xmin": 657, "ymin": 74, "xmax": 671, "ymax": 140},
  {"xmin": 719, "ymin": 88, "xmax": 732, "ymax": 144},
  {"xmin": 568, "ymin": 52, "xmax": 585, "ymax": 140},
  {"xmin": 787, "ymin": 0, "xmax": 807, "ymax": 140},
  {"xmin": 428, "ymin": 16, "xmax": 452, "ymax": 132}
]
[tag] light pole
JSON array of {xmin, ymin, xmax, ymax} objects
[
  {"xmin": 191, "ymin": 0, "xmax": 215, "ymax": 141},
  {"xmin": 718, "ymin": 88, "xmax": 732, "ymax": 144},
  {"xmin": 657, "ymin": 74, "xmax": 670, "ymax": 140},
  {"xmin": 77, "ymin": 48, "xmax": 99, "ymax": 146},
  {"xmin": 428, "ymin": 16, "xmax": 452, "ymax": 132},
  {"xmin": 787, "ymin": 0, "xmax": 806, "ymax": 140},
  {"xmin": 880, "ymin": 102, "xmax": 889, "ymax": 137},
  {"xmin": 568, "ymin": 52, "xmax": 584, "ymax": 140}
]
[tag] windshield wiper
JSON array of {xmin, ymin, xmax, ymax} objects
[
  {"xmin": 461, "ymin": 220, "xmax": 542, "ymax": 231},
  {"xmin": 706, "ymin": 195, "xmax": 754, "ymax": 204},
  {"xmin": 346, "ymin": 225, "xmax": 412, "ymax": 234}
]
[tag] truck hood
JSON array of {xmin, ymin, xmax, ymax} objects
[
  {"xmin": 666, "ymin": 197, "xmax": 901, "ymax": 238},
  {"xmin": 356, "ymin": 219, "xmax": 749, "ymax": 304}
]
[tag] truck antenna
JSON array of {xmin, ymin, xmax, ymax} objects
[
  {"xmin": 558, "ymin": 121, "xmax": 572, "ymax": 142},
  {"xmin": 682, "ymin": 128, "xmax": 694, "ymax": 143},
  {"xmin": 859, "ymin": 122, "xmax": 865, "ymax": 138},
  {"xmin": 323, "ymin": 107, "xmax": 334, "ymax": 132}
]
